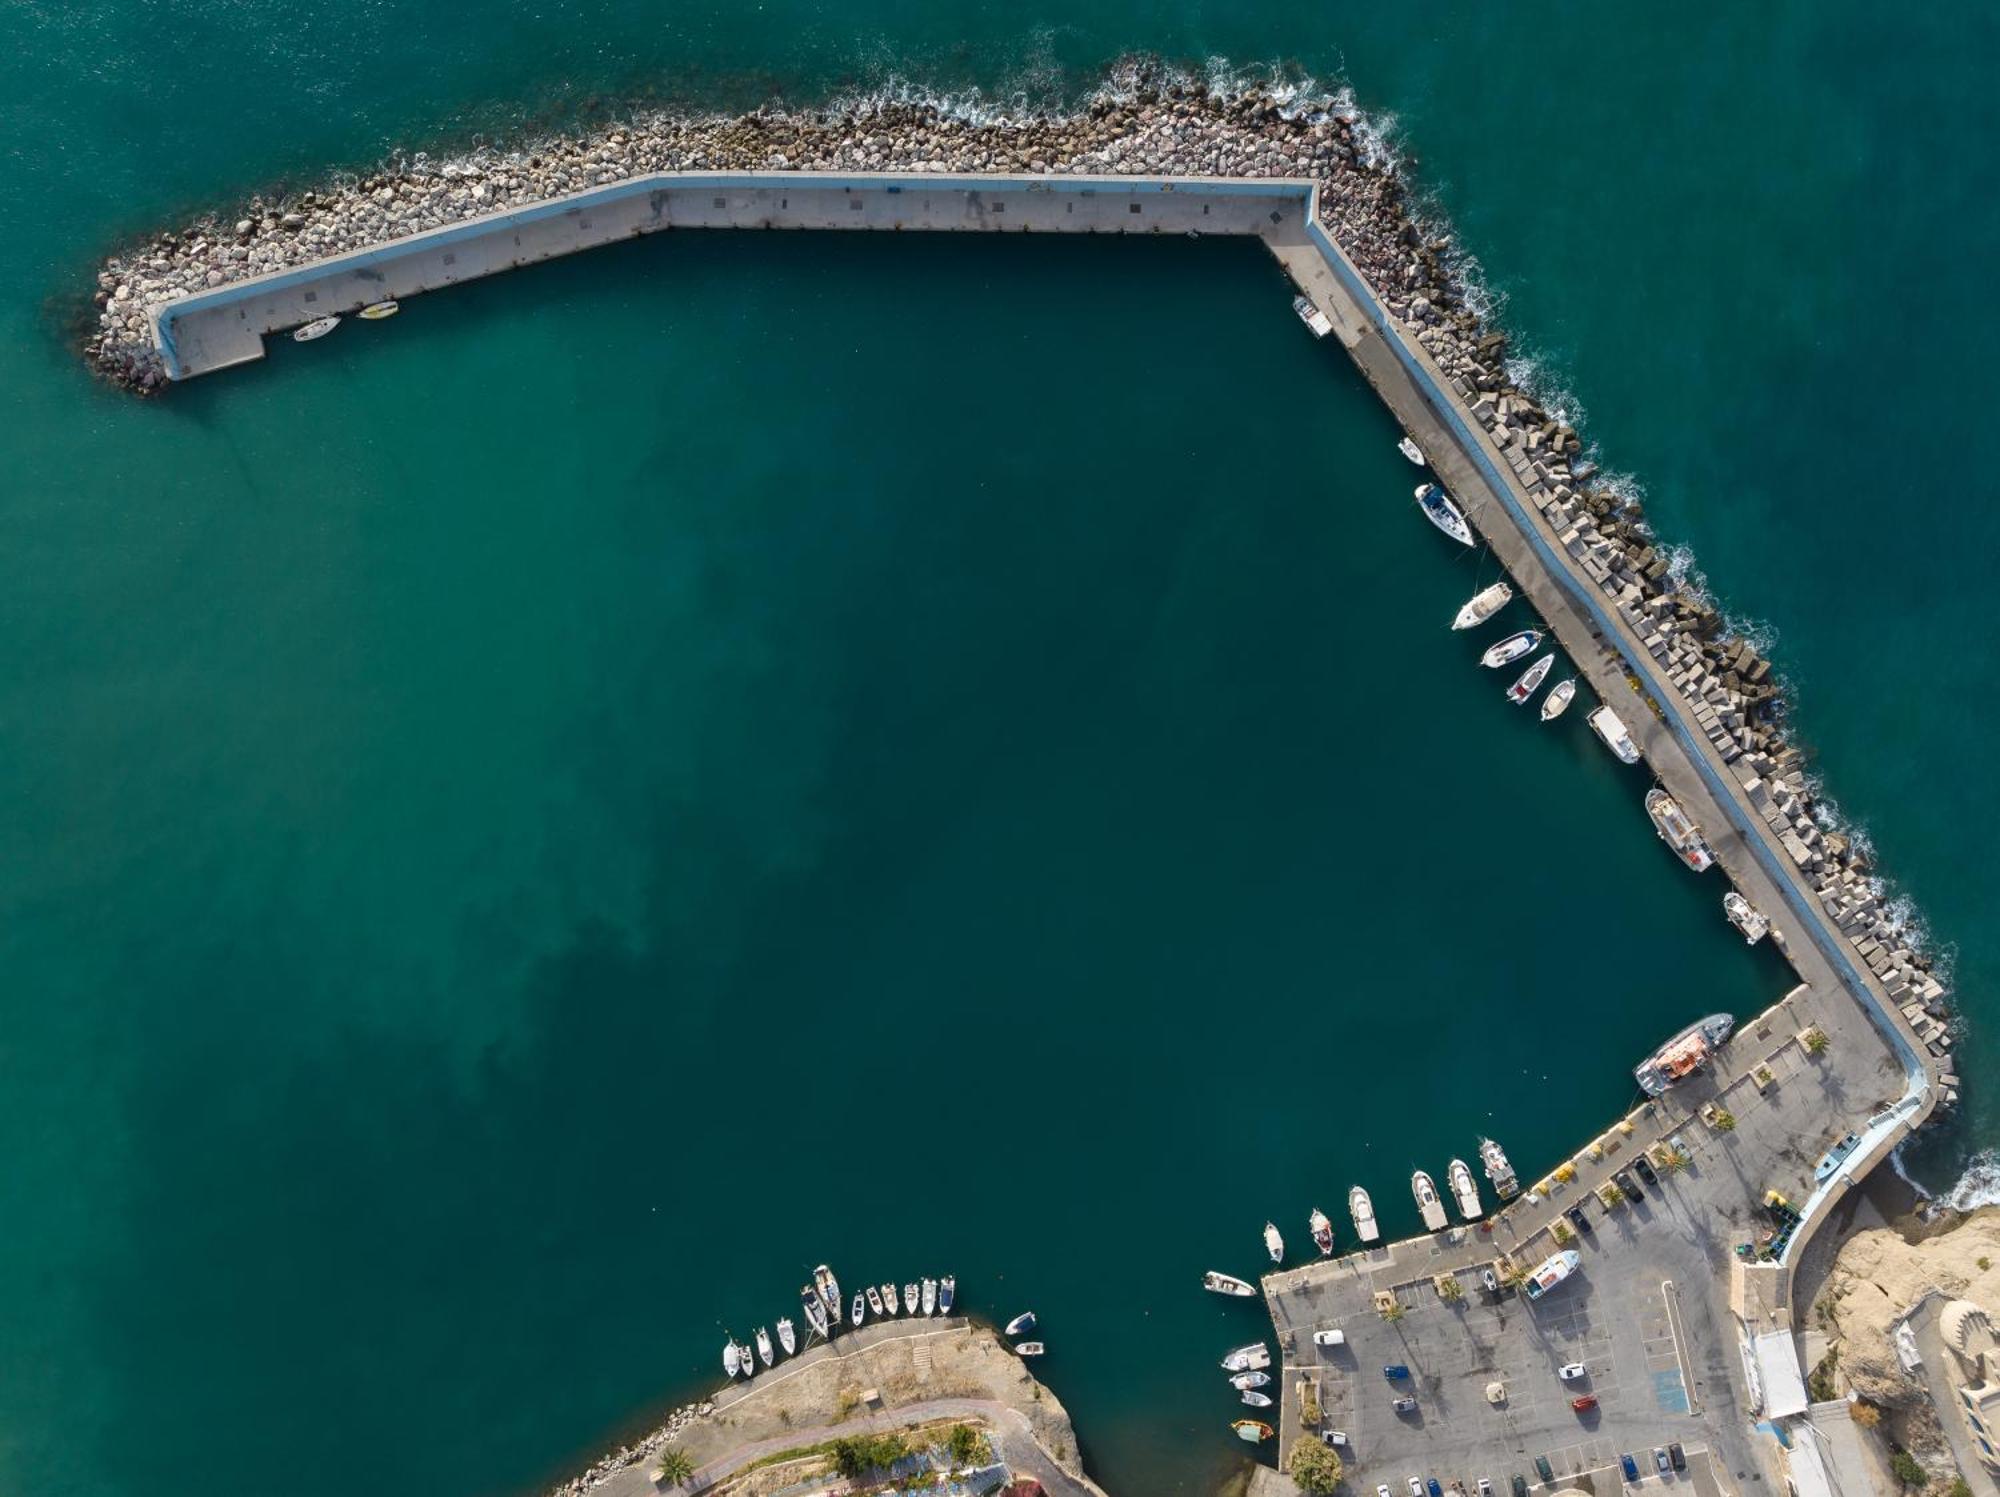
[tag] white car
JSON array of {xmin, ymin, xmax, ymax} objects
[
  {"xmin": 1477, "ymin": 1481, "xmax": 1493, "ymax": 1496},
  {"xmin": 1559, "ymin": 1362, "xmax": 1588, "ymax": 1381},
  {"xmin": 1378, "ymin": 1487, "xmax": 1393, "ymax": 1497},
  {"xmin": 1410, "ymin": 1480, "xmax": 1425, "ymax": 1497},
  {"xmin": 1323, "ymin": 1430, "xmax": 1349, "ymax": 1447}
]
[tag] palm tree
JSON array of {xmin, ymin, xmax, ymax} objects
[{"xmin": 652, "ymin": 1446, "xmax": 695, "ymax": 1488}]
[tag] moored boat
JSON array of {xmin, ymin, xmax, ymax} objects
[
  {"xmin": 755, "ymin": 1326, "xmax": 774, "ymax": 1367},
  {"xmin": 1507, "ymin": 655, "xmax": 1554, "ymax": 704},
  {"xmin": 1541, "ymin": 678, "xmax": 1577, "ymax": 721},
  {"xmin": 1412, "ymin": 1170, "xmax": 1448, "ymax": 1232},
  {"xmin": 939, "ymin": 1275, "xmax": 956, "ymax": 1314},
  {"xmin": 904, "ymin": 1282, "xmax": 920, "ymax": 1317},
  {"xmin": 1522, "ymin": 1249, "xmax": 1583, "ymax": 1302},
  {"xmin": 852, "ymin": 1292, "xmax": 867, "ymax": 1328},
  {"xmin": 801, "ymin": 1286, "xmax": 829, "ymax": 1340},
  {"xmin": 1449, "ymin": 1158, "xmax": 1483, "ymax": 1219},
  {"xmin": 1451, "ymin": 581, "xmax": 1513, "ymax": 630},
  {"xmin": 1221, "ymin": 1342, "xmax": 1272, "ymax": 1372},
  {"xmin": 1230, "ymin": 1370, "xmax": 1271, "ymax": 1390},
  {"xmin": 1015, "ymin": 1341, "xmax": 1045, "ymax": 1357},
  {"xmin": 922, "ymin": 1278, "xmax": 938, "ymax": 1316},
  {"xmin": 867, "ymin": 1286, "xmax": 885, "ymax": 1318},
  {"xmin": 1309, "ymin": 1208, "xmax": 1335, "ymax": 1257},
  {"xmin": 723, "ymin": 1340, "xmax": 741, "ymax": 1378},
  {"xmin": 1232, "ymin": 1419, "xmax": 1275, "ymax": 1444},
  {"xmin": 1416, "ymin": 483, "xmax": 1475, "ymax": 547},
  {"xmin": 1634, "ymin": 1013, "xmax": 1736, "ymax": 1096},
  {"xmin": 1587, "ymin": 705, "xmax": 1642, "ymax": 765},
  {"xmin": 1481, "ymin": 629, "xmax": 1543, "ymax": 668},
  {"xmin": 1646, "ymin": 788, "xmax": 1715, "ymax": 872},
  {"xmin": 1479, "ymin": 1137, "xmax": 1520, "ymax": 1200},
  {"xmin": 737, "ymin": 1341, "xmax": 756, "ymax": 1378},
  {"xmin": 291, "ymin": 315, "xmax": 341, "ymax": 342},
  {"xmin": 1398, "ymin": 436, "xmax": 1426, "ymax": 466},
  {"xmin": 1263, "ymin": 1222, "xmax": 1284, "ymax": 1263},
  {"xmin": 1724, "ymin": 891, "xmax": 1771, "ymax": 945},
  {"xmin": 357, "ymin": 300, "xmax": 400, "ymax": 320},
  {"xmin": 882, "ymin": 1282, "xmax": 899, "ymax": 1315},
  {"xmin": 1240, "ymin": 1390, "xmax": 1274, "ymax": 1407},
  {"xmin": 1349, "ymin": 1186, "xmax": 1380, "ymax": 1244},
  {"xmin": 1005, "ymin": 1312, "xmax": 1037, "ymax": 1338},
  {"xmin": 815, "ymin": 1265, "xmax": 843, "ymax": 1325},
  {"xmin": 1293, "ymin": 295, "xmax": 1334, "ymax": 338},
  {"xmin": 777, "ymin": 1317, "xmax": 797, "ymax": 1356},
  {"xmin": 1203, "ymin": 1271, "xmax": 1257, "ymax": 1298}
]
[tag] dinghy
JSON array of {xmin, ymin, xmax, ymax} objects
[
  {"xmin": 1016, "ymin": 1341, "xmax": 1045, "ymax": 1357},
  {"xmin": 1398, "ymin": 436, "xmax": 1426, "ymax": 466},
  {"xmin": 1541, "ymin": 678, "xmax": 1577, "ymax": 721},
  {"xmin": 357, "ymin": 301, "xmax": 400, "ymax": 320},
  {"xmin": 1240, "ymin": 1390, "xmax": 1274, "ymax": 1408},
  {"xmin": 867, "ymin": 1286, "xmax": 885, "ymax": 1318},
  {"xmin": 1005, "ymin": 1312, "xmax": 1037, "ymax": 1338},
  {"xmin": 1231, "ymin": 1370, "xmax": 1271, "ymax": 1390},
  {"xmin": 1232, "ymin": 1420, "xmax": 1275, "ymax": 1444}
]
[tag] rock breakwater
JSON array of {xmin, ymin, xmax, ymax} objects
[{"xmin": 84, "ymin": 62, "xmax": 1954, "ymax": 1084}]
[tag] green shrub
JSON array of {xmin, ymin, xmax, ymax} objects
[
  {"xmin": 1888, "ymin": 1450, "xmax": 1927, "ymax": 1488},
  {"xmin": 1290, "ymin": 1438, "xmax": 1343, "ymax": 1494}
]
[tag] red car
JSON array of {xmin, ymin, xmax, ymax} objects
[{"xmin": 1571, "ymin": 1395, "xmax": 1599, "ymax": 1413}]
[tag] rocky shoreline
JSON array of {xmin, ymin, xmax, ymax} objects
[{"xmin": 85, "ymin": 63, "xmax": 1954, "ymax": 1073}]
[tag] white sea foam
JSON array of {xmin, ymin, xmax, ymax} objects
[{"xmin": 1947, "ymin": 1150, "xmax": 2000, "ymax": 1211}]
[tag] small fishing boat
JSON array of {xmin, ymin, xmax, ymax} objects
[
  {"xmin": 1541, "ymin": 678, "xmax": 1577, "ymax": 721},
  {"xmin": 939, "ymin": 1275, "xmax": 956, "ymax": 1314},
  {"xmin": 1203, "ymin": 1271, "xmax": 1257, "ymax": 1298},
  {"xmin": 1016, "ymin": 1341, "xmax": 1046, "ymax": 1357},
  {"xmin": 1293, "ymin": 295, "xmax": 1334, "ymax": 339},
  {"xmin": 1416, "ymin": 483, "xmax": 1475, "ymax": 547},
  {"xmin": 1263, "ymin": 1222, "xmax": 1284, "ymax": 1263},
  {"xmin": 1646, "ymin": 788, "xmax": 1715, "ymax": 872},
  {"xmin": 1479, "ymin": 1138, "xmax": 1520, "ymax": 1200},
  {"xmin": 1507, "ymin": 655, "xmax": 1554, "ymax": 705},
  {"xmin": 1230, "ymin": 1370, "xmax": 1272, "ymax": 1390},
  {"xmin": 1449, "ymin": 1158, "xmax": 1484, "ymax": 1219},
  {"xmin": 1588, "ymin": 705, "xmax": 1642, "ymax": 765},
  {"xmin": 882, "ymin": 1282, "xmax": 899, "ymax": 1315},
  {"xmin": 291, "ymin": 315, "xmax": 341, "ymax": 342},
  {"xmin": 1349, "ymin": 1186, "xmax": 1380, "ymax": 1244},
  {"xmin": 1006, "ymin": 1312, "xmax": 1037, "ymax": 1338},
  {"xmin": 922, "ymin": 1278, "xmax": 938, "ymax": 1316},
  {"xmin": 776, "ymin": 1317, "xmax": 797, "ymax": 1356},
  {"xmin": 867, "ymin": 1286, "xmax": 885, "ymax": 1318},
  {"xmin": 737, "ymin": 1342, "xmax": 755, "ymax": 1378},
  {"xmin": 1451, "ymin": 581, "xmax": 1513, "ymax": 631},
  {"xmin": 723, "ymin": 1341, "xmax": 741, "ymax": 1378},
  {"xmin": 851, "ymin": 1293, "xmax": 867, "ymax": 1328},
  {"xmin": 815, "ymin": 1265, "xmax": 843, "ymax": 1325},
  {"xmin": 1232, "ymin": 1420, "xmax": 1275, "ymax": 1444},
  {"xmin": 801, "ymin": 1287, "xmax": 830, "ymax": 1339},
  {"xmin": 1724, "ymin": 891, "xmax": 1771, "ymax": 945},
  {"xmin": 357, "ymin": 300, "xmax": 400, "ymax": 320},
  {"xmin": 1221, "ymin": 1342, "xmax": 1271, "ymax": 1372},
  {"xmin": 1481, "ymin": 630, "xmax": 1543, "ymax": 668},
  {"xmin": 1240, "ymin": 1390, "xmax": 1274, "ymax": 1408},
  {"xmin": 1413, "ymin": 1170, "xmax": 1449, "ymax": 1232},
  {"xmin": 755, "ymin": 1327, "xmax": 774, "ymax": 1367},
  {"xmin": 904, "ymin": 1282, "xmax": 920, "ymax": 1316},
  {"xmin": 1398, "ymin": 436, "xmax": 1426, "ymax": 466},
  {"xmin": 1309, "ymin": 1208, "xmax": 1335, "ymax": 1257}
]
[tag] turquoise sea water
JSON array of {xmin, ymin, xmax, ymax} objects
[{"xmin": 3, "ymin": 6, "xmax": 1996, "ymax": 1496}]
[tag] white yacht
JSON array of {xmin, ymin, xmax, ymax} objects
[
  {"xmin": 776, "ymin": 1317, "xmax": 797, "ymax": 1356},
  {"xmin": 1203, "ymin": 1271, "xmax": 1258, "ymax": 1298},
  {"xmin": 1481, "ymin": 630, "xmax": 1543, "ymax": 668},
  {"xmin": 1541, "ymin": 678, "xmax": 1577, "ymax": 721},
  {"xmin": 755, "ymin": 1326, "xmax": 774, "ymax": 1367},
  {"xmin": 1263, "ymin": 1222, "xmax": 1284, "ymax": 1263},
  {"xmin": 1416, "ymin": 483, "xmax": 1475, "ymax": 547},
  {"xmin": 291, "ymin": 315, "xmax": 340, "ymax": 342},
  {"xmin": 723, "ymin": 1340, "xmax": 741, "ymax": 1378},
  {"xmin": 921, "ymin": 1278, "xmax": 938, "ymax": 1316},
  {"xmin": 1646, "ymin": 788, "xmax": 1716, "ymax": 872},
  {"xmin": 1507, "ymin": 655, "xmax": 1554, "ymax": 704},
  {"xmin": 1724, "ymin": 892, "xmax": 1771, "ymax": 945},
  {"xmin": 1522, "ymin": 1249, "xmax": 1583, "ymax": 1302},
  {"xmin": 1451, "ymin": 581, "xmax": 1513, "ymax": 630},
  {"xmin": 1398, "ymin": 436, "xmax": 1426, "ymax": 466},
  {"xmin": 1221, "ymin": 1342, "xmax": 1272, "ymax": 1372},
  {"xmin": 1293, "ymin": 295, "xmax": 1334, "ymax": 338},
  {"xmin": 800, "ymin": 1286, "xmax": 830, "ymax": 1340},
  {"xmin": 1348, "ymin": 1185, "xmax": 1380, "ymax": 1244},
  {"xmin": 1449, "ymin": 1158, "xmax": 1483, "ymax": 1219},
  {"xmin": 1587, "ymin": 705, "xmax": 1642, "ymax": 764},
  {"xmin": 1412, "ymin": 1170, "xmax": 1449, "ymax": 1232}
]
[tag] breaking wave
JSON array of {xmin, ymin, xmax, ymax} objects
[{"xmin": 1946, "ymin": 1150, "xmax": 2000, "ymax": 1212}]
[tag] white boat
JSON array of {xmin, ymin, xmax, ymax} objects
[
  {"xmin": 723, "ymin": 1340, "xmax": 741, "ymax": 1378},
  {"xmin": 1412, "ymin": 1170, "xmax": 1449, "ymax": 1232},
  {"xmin": 737, "ymin": 1341, "xmax": 755, "ymax": 1378},
  {"xmin": 851, "ymin": 1292, "xmax": 867, "ymax": 1328},
  {"xmin": 1232, "ymin": 1420, "xmax": 1275, "ymax": 1444},
  {"xmin": 1635, "ymin": 1013, "xmax": 1736, "ymax": 1096},
  {"xmin": 1416, "ymin": 483, "xmax": 1475, "ymax": 547},
  {"xmin": 904, "ymin": 1282, "xmax": 920, "ymax": 1316},
  {"xmin": 922, "ymin": 1278, "xmax": 938, "ymax": 1316},
  {"xmin": 755, "ymin": 1327, "xmax": 774, "ymax": 1367},
  {"xmin": 357, "ymin": 300, "xmax": 400, "ymax": 320},
  {"xmin": 1646, "ymin": 788, "xmax": 1715, "ymax": 872},
  {"xmin": 1521, "ymin": 1249, "xmax": 1583, "ymax": 1302},
  {"xmin": 1221, "ymin": 1342, "xmax": 1272, "ymax": 1372},
  {"xmin": 291, "ymin": 315, "xmax": 340, "ymax": 342},
  {"xmin": 1541, "ymin": 678, "xmax": 1577, "ymax": 721},
  {"xmin": 776, "ymin": 1317, "xmax": 797, "ymax": 1356},
  {"xmin": 1481, "ymin": 629, "xmax": 1543, "ymax": 668},
  {"xmin": 1449, "ymin": 1158, "xmax": 1484, "ymax": 1220},
  {"xmin": 1479, "ymin": 1138, "xmax": 1520, "ymax": 1200},
  {"xmin": 1348, "ymin": 1186, "xmax": 1380, "ymax": 1244},
  {"xmin": 1587, "ymin": 705, "xmax": 1642, "ymax": 765},
  {"xmin": 1230, "ymin": 1370, "xmax": 1272, "ymax": 1390},
  {"xmin": 1724, "ymin": 891, "xmax": 1771, "ymax": 945},
  {"xmin": 1263, "ymin": 1222, "xmax": 1284, "ymax": 1263},
  {"xmin": 1309, "ymin": 1208, "xmax": 1335, "ymax": 1257},
  {"xmin": 1398, "ymin": 436, "xmax": 1426, "ymax": 466},
  {"xmin": 1006, "ymin": 1312, "xmax": 1037, "ymax": 1338},
  {"xmin": 1507, "ymin": 655, "xmax": 1554, "ymax": 705},
  {"xmin": 801, "ymin": 1286, "xmax": 829, "ymax": 1340},
  {"xmin": 1203, "ymin": 1271, "xmax": 1257, "ymax": 1298},
  {"xmin": 939, "ymin": 1275, "xmax": 956, "ymax": 1314},
  {"xmin": 1293, "ymin": 294, "xmax": 1335, "ymax": 339},
  {"xmin": 1451, "ymin": 581, "xmax": 1513, "ymax": 631},
  {"xmin": 867, "ymin": 1286, "xmax": 885, "ymax": 1318},
  {"xmin": 1240, "ymin": 1390, "xmax": 1274, "ymax": 1407},
  {"xmin": 1016, "ymin": 1341, "xmax": 1046, "ymax": 1357},
  {"xmin": 882, "ymin": 1282, "xmax": 899, "ymax": 1315},
  {"xmin": 815, "ymin": 1265, "xmax": 843, "ymax": 1325}
]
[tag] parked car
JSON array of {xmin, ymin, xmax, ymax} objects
[
  {"xmin": 1408, "ymin": 1478, "xmax": 1424, "ymax": 1496},
  {"xmin": 1654, "ymin": 1449, "xmax": 1671, "ymax": 1473},
  {"xmin": 1477, "ymin": 1480, "xmax": 1492, "ymax": 1496},
  {"xmin": 1565, "ymin": 1205, "xmax": 1594, "ymax": 1235},
  {"xmin": 1558, "ymin": 1362, "xmax": 1587, "ymax": 1381},
  {"xmin": 1614, "ymin": 1168, "xmax": 1644, "ymax": 1202},
  {"xmin": 1428, "ymin": 1480, "xmax": 1444, "ymax": 1497},
  {"xmin": 1620, "ymin": 1454, "xmax": 1640, "ymax": 1482},
  {"xmin": 1393, "ymin": 1396, "xmax": 1419, "ymax": 1415},
  {"xmin": 1324, "ymin": 1430, "xmax": 1348, "ymax": 1447},
  {"xmin": 1481, "ymin": 1266, "xmax": 1499, "ymax": 1292},
  {"xmin": 1570, "ymin": 1395, "xmax": 1598, "ymax": 1413},
  {"xmin": 1384, "ymin": 1364, "xmax": 1411, "ymax": 1380},
  {"xmin": 1378, "ymin": 1487, "xmax": 1393, "ymax": 1497},
  {"xmin": 1633, "ymin": 1155, "xmax": 1659, "ymax": 1187},
  {"xmin": 1510, "ymin": 1478, "xmax": 1527, "ymax": 1497},
  {"xmin": 1668, "ymin": 1443, "xmax": 1686, "ymax": 1472},
  {"xmin": 1534, "ymin": 1456, "xmax": 1554, "ymax": 1484}
]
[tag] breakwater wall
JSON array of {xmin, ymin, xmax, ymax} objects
[{"xmin": 88, "ymin": 71, "xmax": 1955, "ymax": 1154}]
